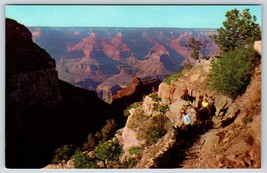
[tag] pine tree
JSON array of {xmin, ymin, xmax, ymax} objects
[{"xmin": 210, "ymin": 8, "xmax": 261, "ymax": 52}]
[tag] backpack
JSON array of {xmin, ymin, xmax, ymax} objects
[{"xmin": 183, "ymin": 114, "xmax": 192, "ymax": 125}]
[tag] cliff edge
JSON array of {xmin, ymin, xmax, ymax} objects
[{"xmin": 6, "ymin": 18, "xmax": 113, "ymax": 168}]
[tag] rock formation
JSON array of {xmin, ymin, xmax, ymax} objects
[
  {"xmin": 254, "ymin": 40, "xmax": 262, "ymax": 56},
  {"xmin": 5, "ymin": 18, "xmax": 116, "ymax": 168},
  {"xmin": 30, "ymin": 27, "xmax": 220, "ymax": 102},
  {"xmin": 112, "ymin": 77, "xmax": 142, "ymax": 100}
]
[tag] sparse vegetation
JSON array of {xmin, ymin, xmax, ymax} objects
[
  {"xmin": 147, "ymin": 128, "xmax": 167, "ymax": 145},
  {"xmin": 51, "ymin": 144, "xmax": 76, "ymax": 164},
  {"xmin": 153, "ymin": 103, "xmax": 169, "ymax": 114},
  {"xmin": 82, "ymin": 119, "xmax": 117, "ymax": 152},
  {"xmin": 129, "ymin": 146, "xmax": 142, "ymax": 155},
  {"xmin": 150, "ymin": 93, "xmax": 160, "ymax": 102},
  {"xmin": 122, "ymin": 157, "xmax": 139, "ymax": 168},
  {"xmin": 82, "ymin": 133, "xmax": 96, "ymax": 151},
  {"xmin": 163, "ymin": 68, "xmax": 184, "ymax": 84},
  {"xmin": 243, "ymin": 116, "xmax": 253, "ymax": 125},
  {"xmin": 95, "ymin": 119, "xmax": 117, "ymax": 142},
  {"xmin": 184, "ymin": 62, "xmax": 194, "ymax": 69},
  {"xmin": 123, "ymin": 102, "xmax": 142, "ymax": 116}
]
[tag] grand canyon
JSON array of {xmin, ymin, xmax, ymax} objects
[
  {"xmin": 29, "ymin": 27, "xmax": 220, "ymax": 102},
  {"xmin": 6, "ymin": 17, "xmax": 260, "ymax": 169}
]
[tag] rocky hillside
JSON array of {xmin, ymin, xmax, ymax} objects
[
  {"xmin": 180, "ymin": 59, "xmax": 261, "ymax": 168},
  {"xmin": 29, "ymin": 27, "xmax": 220, "ymax": 102},
  {"xmin": 49, "ymin": 41, "xmax": 261, "ymax": 169},
  {"xmin": 5, "ymin": 18, "xmax": 124, "ymax": 168},
  {"xmin": 119, "ymin": 55, "xmax": 261, "ymax": 168}
]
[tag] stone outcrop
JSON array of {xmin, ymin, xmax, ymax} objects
[
  {"xmin": 5, "ymin": 18, "xmax": 114, "ymax": 168},
  {"xmin": 6, "ymin": 19, "xmax": 55, "ymax": 76},
  {"xmin": 6, "ymin": 18, "xmax": 62, "ymax": 134},
  {"xmin": 254, "ymin": 40, "xmax": 262, "ymax": 56},
  {"xmin": 112, "ymin": 77, "xmax": 142, "ymax": 100}
]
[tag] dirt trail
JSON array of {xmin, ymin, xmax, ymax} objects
[{"xmin": 177, "ymin": 116, "xmax": 221, "ymax": 168}]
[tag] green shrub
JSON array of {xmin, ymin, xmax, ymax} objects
[
  {"xmin": 243, "ymin": 116, "xmax": 253, "ymax": 125},
  {"xmin": 122, "ymin": 158, "xmax": 139, "ymax": 168},
  {"xmin": 129, "ymin": 147, "xmax": 141, "ymax": 155},
  {"xmin": 147, "ymin": 128, "xmax": 167, "ymax": 145},
  {"xmin": 150, "ymin": 93, "xmax": 160, "ymax": 102},
  {"xmin": 152, "ymin": 103, "xmax": 169, "ymax": 114},
  {"xmin": 51, "ymin": 144, "xmax": 76, "ymax": 164},
  {"xmin": 123, "ymin": 102, "xmax": 142, "ymax": 116},
  {"xmin": 126, "ymin": 106, "xmax": 172, "ymax": 144},
  {"xmin": 95, "ymin": 137, "xmax": 122, "ymax": 168},
  {"xmin": 73, "ymin": 150, "xmax": 96, "ymax": 168},
  {"xmin": 163, "ymin": 68, "xmax": 184, "ymax": 85},
  {"xmin": 209, "ymin": 46, "xmax": 256, "ymax": 99}
]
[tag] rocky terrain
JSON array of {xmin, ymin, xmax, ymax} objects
[
  {"xmin": 117, "ymin": 52, "xmax": 261, "ymax": 168},
  {"xmin": 6, "ymin": 18, "xmax": 127, "ymax": 168},
  {"xmin": 29, "ymin": 27, "xmax": 220, "ymax": 102},
  {"xmin": 180, "ymin": 59, "xmax": 261, "ymax": 168},
  {"xmin": 7, "ymin": 18, "xmax": 261, "ymax": 169},
  {"xmin": 46, "ymin": 41, "xmax": 261, "ymax": 169}
]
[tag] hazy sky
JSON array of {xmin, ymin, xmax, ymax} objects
[{"xmin": 5, "ymin": 5, "xmax": 262, "ymax": 28}]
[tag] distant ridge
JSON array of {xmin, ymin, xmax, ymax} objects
[{"xmin": 29, "ymin": 26, "xmax": 220, "ymax": 102}]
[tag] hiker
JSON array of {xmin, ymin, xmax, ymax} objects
[
  {"xmin": 207, "ymin": 96, "xmax": 216, "ymax": 120},
  {"xmin": 183, "ymin": 87, "xmax": 189, "ymax": 94},
  {"xmin": 181, "ymin": 87, "xmax": 190, "ymax": 101},
  {"xmin": 197, "ymin": 95, "xmax": 204, "ymax": 110},
  {"xmin": 201, "ymin": 97, "xmax": 209, "ymax": 109},
  {"xmin": 181, "ymin": 108, "xmax": 192, "ymax": 131},
  {"xmin": 208, "ymin": 96, "xmax": 214, "ymax": 105}
]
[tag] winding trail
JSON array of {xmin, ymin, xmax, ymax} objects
[{"xmin": 175, "ymin": 116, "xmax": 222, "ymax": 168}]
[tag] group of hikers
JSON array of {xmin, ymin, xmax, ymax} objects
[{"xmin": 180, "ymin": 87, "xmax": 216, "ymax": 131}]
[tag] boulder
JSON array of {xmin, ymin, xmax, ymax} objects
[{"xmin": 254, "ymin": 41, "xmax": 261, "ymax": 56}]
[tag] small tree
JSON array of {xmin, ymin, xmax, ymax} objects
[
  {"xmin": 94, "ymin": 137, "xmax": 122, "ymax": 168},
  {"xmin": 210, "ymin": 8, "xmax": 261, "ymax": 52},
  {"xmin": 73, "ymin": 150, "xmax": 96, "ymax": 168},
  {"xmin": 187, "ymin": 37, "xmax": 200, "ymax": 60},
  {"xmin": 187, "ymin": 37, "xmax": 208, "ymax": 60}
]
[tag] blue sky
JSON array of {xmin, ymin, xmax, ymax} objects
[{"xmin": 5, "ymin": 5, "xmax": 262, "ymax": 28}]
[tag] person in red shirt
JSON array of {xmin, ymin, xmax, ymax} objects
[{"xmin": 181, "ymin": 87, "xmax": 190, "ymax": 101}]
